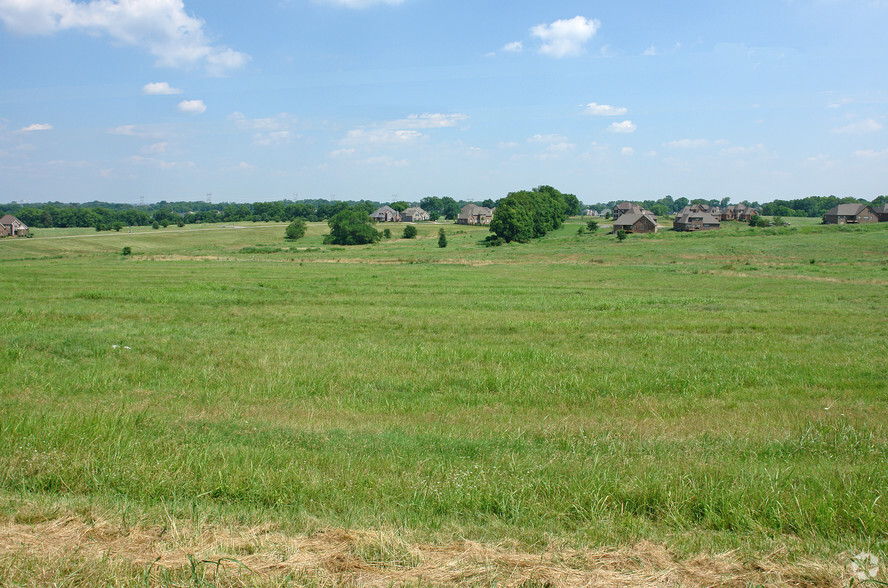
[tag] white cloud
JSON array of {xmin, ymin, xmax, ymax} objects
[
  {"xmin": 232, "ymin": 161, "xmax": 255, "ymax": 171},
  {"xmin": 498, "ymin": 141, "xmax": 521, "ymax": 149},
  {"xmin": 252, "ymin": 131, "xmax": 292, "ymax": 146},
  {"xmin": 343, "ymin": 128, "xmax": 422, "ymax": 145},
  {"xmin": 608, "ymin": 120, "xmax": 636, "ymax": 133},
  {"xmin": 585, "ymin": 102, "xmax": 627, "ymax": 116},
  {"xmin": 0, "ymin": 0, "xmax": 249, "ymax": 75},
  {"xmin": 665, "ymin": 138, "xmax": 710, "ymax": 148},
  {"xmin": 142, "ymin": 82, "xmax": 182, "ymax": 95},
  {"xmin": 141, "ymin": 142, "xmax": 168, "ymax": 154},
  {"xmin": 329, "ymin": 148, "xmax": 356, "ymax": 158},
  {"xmin": 621, "ymin": 147, "xmax": 634, "ymax": 155},
  {"xmin": 502, "ymin": 41, "xmax": 523, "ymax": 53},
  {"xmin": 127, "ymin": 155, "xmax": 194, "ymax": 169},
  {"xmin": 387, "ymin": 113, "xmax": 468, "ymax": 129},
  {"xmin": 529, "ymin": 133, "xmax": 569, "ymax": 144},
  {"xmin": 832, "ymin": 118, "xmax": 883, "ymax": 134},
  {"xmin": 531, "ymin": 16, "xmax": 600, "ymax": 58},
  {"xmin": 108, "ymin": 124, "xmax": 166, "ymax": 138},
  {"xmin": 18, "ymin": 123, "xmax": 53, "ymax": 132},
  {"xmin": 360, "ymin": 155, "xmax": 408, "ymax": 167},
  {"xmin": 643, "ymin": 45, "xmax": 658, "ymax": 56},
  {"xmin": 853, "ymin": 148, "xmax": 888, "ymax": 158},
  {"xmin": 177, "ymin": 99, "xmax": 206, "ymax": 115}
]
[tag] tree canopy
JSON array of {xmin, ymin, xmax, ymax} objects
[
  {"xmin": 323, "ymin": 209, "xmax": 381, "ymax": 245},
  {"xmin": 489, "ymin": 186, "xmax": 570, "ymax": 243}
]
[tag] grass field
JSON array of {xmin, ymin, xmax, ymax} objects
[{"xmin": 0, "ymin": 218, "xmax": 886, "ymax": 586}]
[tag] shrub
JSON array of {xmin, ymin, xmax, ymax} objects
[
  {"xmin": 587, "ymin": 220, "xmax": 599, "ymax": 233},
  {"xmin": 121, "ymin": 246, "xmax": 132, "ymax": 256},
  {"xmin": 151, "ymin": 221, "xmax": 160, "ymax": 229},
  {"xmin": 438, "ymin": 228, "xmax": 447, "ymax": 248},
  {"xmin": 616, "ymin": 229, "xmax": 627, "ymax": 242},
  {"xmin": 285, "ymin": 219, "xmax": 307, "ymax": 240},
  {"xmin": 383, "ymin": 228, "xmax": 391, "ymax": 239},
  {"xmin": 324, "ymin": 209, "xmax": 381, "ymax": 245},
  {"xmin": 402, "ymin": 225, "xmax": 418, "ymax": 239}
]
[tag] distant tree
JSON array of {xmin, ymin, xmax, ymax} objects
[
  {"xmin": 604, "ymin": 211, "xmax": 612, "ymax": 219},
  {"xmin": 112, "ymin": 222, "xmax": 124, "ymax": 232},
  {"xmin": 324, "ymin": 209, "xmax": 381, "ymax": 245},
  {"xmin": 402, "ymin": 224, "xmax": 418, "ymax": 239},
  {"xmin": 438, "ymin": 228, "xmax": 447, "ymax": 248},
  {"xmin": 383, "ymin": 228, "xmax": 391, "ymax": 239},
  {"xmin": 285, "ymin": 219, "xmax": 307, "ymax": 240},
  {"xmin": 121, "ymin": 246, "xmax": 132, "ymax": 256},
  {"xmin": 390, "ymin": 201, "xmax": 410, "ymax": 212},
  {"xmin": 616, "ymin": 229, "xmax": 627, "ymax": 242},
  {"xmin": 176, "ymin": 220, "xmax": 184, "ymax": 227},
  {"xmin": 481, "ymin": 198, "xmax": 496, "ymax": 209},
  {"xmin": 587, "ymin": 220, "xmax": 599, "ymax": 233},
  {"xmin": 577, "ymin": 226, "xmax": 585, "ymax": 235},
  {"xmin": 151, "ymin": 221, "xmax": 160, "ymax": 229},
  {"xmin": 673, "ymin": 197, "xmax": 689, "ymax": 212},
  {"xmin": 720, "ymin": 197, "xmax": 731, "ymax": 208},
  {"xmin": 160, "ymin": 219, "xmax": 170, "ymax": 228}
]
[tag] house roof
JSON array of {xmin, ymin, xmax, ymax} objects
[
  {"xmin": 0, "ymin": 214, "xmax": 23, "ymax": 226},
  {"xmin": 675, "ymin": 208, "xmax": 720, "ymax": 224},
  {"xmin": 371, "ymin": 205, "xmax": 398, "ymax": 216},
  {"xmin": 874, "ymin": 204, "xmax": 888, "ymax": 214},
  {"xmin": 826, "ymin": 203, "xmax": 869, "ymax": 216},
  {"xmin": 458, "ymin": 204, "xmax": 492, "ymax": 218},
  {"xmin": 613, "ymin": 212, "xmax": 656, "ymax": 226},
  {"xmin": 401, "ymin": 207, "xmax": 427, "ymax": 216}
]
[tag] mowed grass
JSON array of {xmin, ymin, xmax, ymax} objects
[{"xmin": 0, "ymin": 219, "xmax": 886, "ymax": 577}]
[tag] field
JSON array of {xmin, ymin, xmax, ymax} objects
[{"xmin": 1, "ymin": 218, "xmax": 886, "ymax": 586}]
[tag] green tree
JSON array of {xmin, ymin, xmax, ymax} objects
[
  {"xmin": 112, "ymin": 222, "xmax": 124, "ymax": 232},
  {"xmin": 438, "ymin": 228, "xmax": 447, "ymax": 248},
  {"xmin": 616, "ymin": 229, "xmax": 627, "ymax": 242},
  {"xmin": 587, "ymin": 220, "xmax": 599, "ymax": 232},
  {"xmin": 121, "ymin": 246, "xmax": 132, "ymax": 256},
  {"xmin": 383, "ymin": 228, "xmax": 391, "ymax": 239},
  {"xmin": 324, "ymin": 209, "xmax": 381, "ymax": 245},
  {"xmin": 402, "ymin": 224, "xmax": 418, "ymax": 239},
  {"xmin": 285, "ymin": 219, "xmax": 307, "ymax": 240},
  {"xmin": 390, "ymin": 201, "xmax": 411, "ymax": 212},
  {"xmin": 151, "ymin": 221, "xmax": 160, "ymax": 229}
]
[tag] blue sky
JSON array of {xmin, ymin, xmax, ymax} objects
[{"xmin": 1, "ymin": 0, "xmax": 886, "ymax": 205}]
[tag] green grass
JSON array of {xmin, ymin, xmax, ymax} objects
[{"xmin": 0, "ymin": 219, "xmax": 886, "ymax": 574}]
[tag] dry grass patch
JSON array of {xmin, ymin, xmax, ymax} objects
[{"xmin": 0, "ymin": 514, "xmax": 847, "ymax": 586}]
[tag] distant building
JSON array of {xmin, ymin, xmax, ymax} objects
[
  {"xmin": 584, "ymin": 209, "xmax": 599, "ymax": 217},
  {"xmin": 370, "ymin": 206, "xmax": 401, "ymax": 222},
  {"xmin": 720, "ymin": 204, "xmax": 759, "ymax": 222},
  {"xmin": 823, "ymin": 204, "xmax": 878, "ymax": 225},
  {"xmin": 0, "ymin": 214, "xmax": 29, "ymax": 237},
  {"xmin": 673, "ymin": 207, "xmax": 721, "ymax": 231},
  {"xmin": 612, "ymin": 212, "xmax": 658, "ymax": 234},
  {"xmin": 456, "ymin": 204, "xmax": 494, "ymax": 225},
  {"xmin": 871, "ymin": 204, "xmax": 888, "ymax": 222},
  {"xmin": 613, "ymin": 202, "xmax": 644, "ymax": 219},
  {"xmin": 400, "ymin": 207, "xmax": 430, "ymax": 222}
]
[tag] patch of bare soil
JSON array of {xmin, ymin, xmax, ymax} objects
[{"xmin": 0, "ymin": 515, "xmax": 846, "ymax": 586}]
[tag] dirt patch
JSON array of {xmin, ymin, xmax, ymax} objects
[{"xmin": 0, "ymin": 515, "xmax": 846, "ymax": 586}]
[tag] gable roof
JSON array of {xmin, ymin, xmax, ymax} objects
[
  {"xmin": 675, "ymin": 208, "xmax": 720, "ymax": 224},
  {"xmin": 613, "ymin": 212, "xmax": 657, "ymax": 227},
  {"xmin": 826, "ymin": 203, "xmax": 869, "ymax": 216},
  {"xmin": 371, "ymin": 205, "xmax": 398, "ymax": 216},
  {"xmin": 458, "ymin": 204, "xmax": 492, "ymax": 218},
  {"xmin": 401, "ymin": 207, "xmax": 427, "ymax": 216},
  {"xmin": 0, "ymin": 214, "xmax": 24, "ymax": 226}
]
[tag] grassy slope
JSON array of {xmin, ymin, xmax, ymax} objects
[{"xmin": 0, "ymin": 219, "xmax": 885, "ymax": 571}]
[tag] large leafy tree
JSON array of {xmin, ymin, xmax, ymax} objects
[
  {"xmin": 489, "ymin": 187, "xmax": 569, "ymax": 243},
  {"xmin": 324, "ymin": 209, "xmax": 381, "ymax": 245}
]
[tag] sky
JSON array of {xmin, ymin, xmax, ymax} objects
[{"xmin": 1, "ymin": 0, "xmax": 886, "ymax": 206}]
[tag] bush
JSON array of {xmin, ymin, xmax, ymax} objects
[
  {"xmin": 438, "ymin": 228, "xmax": 447, "ymax": 248},
  {"xmin": 121, "ymin": 246, "xmax": 132, "ymax": 256},
  {"xmin": 587, "ymin": 220, "xmax": 599, "ymax": 233},
  {"xmin": 151, "ymin": 221, "xmax": 160, "ymax": 229},
  {"xmin": 285, "ymin": 219, "xmax": 307, "ymax": 240},
  {"xmin": 323, "ymin": 209, "xmax": 381, "ymax": 245},
  {"xmin": 402, "ymin": 225, "xmax": 418, "ymax": 239},
  {"xmin": 616, "ymin": 229, "xmax": 627, "ymax": 242},
  {"xmin": 383, "ymin": 228, "xmax": 391, "ymax": 239},
  {"xmin": 112, "ymin": 222, "xmax": 124, "ymax": 232}
]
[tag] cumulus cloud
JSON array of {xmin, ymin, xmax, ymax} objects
[
  {"xmin": 343, "ymin": 128, "xmax": 422, "ymax": 145},
  {"xmin": 386, "ymin": 113, "xmax": 469, "ymax": 129},
  {"xmin": 585, "ymin": 102, "xmax": 627, "ymax": 116},
  {"xmin": 142, "ymin": 82, "xmax": 182, "ymax": 95},
  {"xmin": 502, "ymin": 41, "xmax": 523, "ymax": 53},
  {"xmin": 608, "ymin": 120, "xmax": 636, "ymax": 133},
  {"xmin": 665, "ymin": 138, "xmax": 710, "ymax": 148},
  {"xmin": 18, "ymin": 123, "xmax": 53, "ymax": 131},
  {"xmin": 621, "ymin": 147, "xmax": 634, "ymax": 155},
  {"xmin": 832, "ymin": 118, "xmax": 883, "ymax": 134},
  {"xmin": 177, "ymin": 99, "xmax": 206, "ymax": 115},
  {"xmin": 0, "ymin": 0, "xmax": 249, "ymax": 75},
  {"xmin": 531, "ymin": 16, "xmax": 600, "ymax": 58},
  {"xmin": 853, "ymin": 148, "xmax": 888, "ymax": 158},
  {"xmin": 643, "ymin": 45, "xmax": 658, "ymax": 56},
  {"xmin": 141, "ymin": 142, "xmax": 168, "ymax": 154},
  {"xmin": 108, "ymin": 124, "xmax": 166, "ymax": 138}
]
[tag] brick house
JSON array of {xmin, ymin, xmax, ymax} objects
[
  {"xmin": 612, "ymin": 212, "xmax": 658, "ymax": 234},
  {"xmin": 0, "ymin": 214, "xmax": 29, "ymax": 237},
  {"xmin": 822, "ymin": 204, "xmax": 878, "ymax": 224}
]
